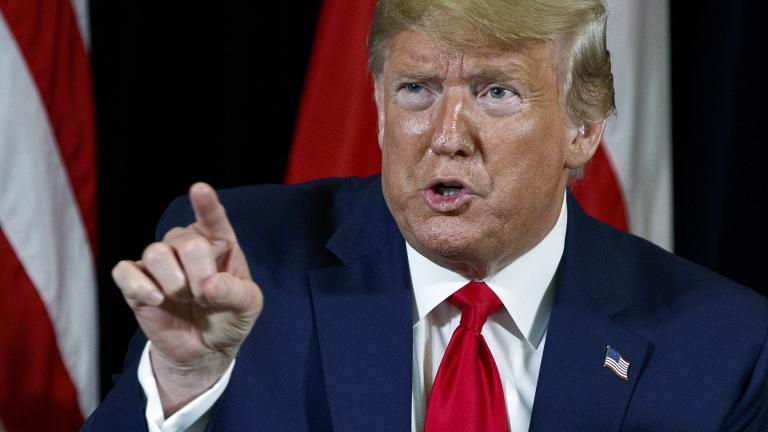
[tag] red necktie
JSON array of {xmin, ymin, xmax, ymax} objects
[{"xmin": 424, "ymin": 281, "xmax": 508, "ymax": 432}]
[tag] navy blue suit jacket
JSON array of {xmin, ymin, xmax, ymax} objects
[{"xmin": 85, "ymin": 176, "xmax": 768, "ymax": 431}]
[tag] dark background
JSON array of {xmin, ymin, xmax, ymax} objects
[{"xmin": 89, "ymin": 1, "xmax": 768, "ymax": 397}]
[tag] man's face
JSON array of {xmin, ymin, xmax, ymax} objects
[{"xmin": 376, "ymin": 31, "xmax": 601, "ymax": 278}]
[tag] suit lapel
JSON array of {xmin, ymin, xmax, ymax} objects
[
  {"xmin": 308, "ymin": 183, "xmax": 654, "ymax": 431},
  {"xmin": 529, "ymin": 193, "xmax": 653, "ymax": 432},
  {"xmin": 309, "ymin": 179, "xmax": 413, "ymax": 432}
]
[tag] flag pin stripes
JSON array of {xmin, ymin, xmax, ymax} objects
[{"xmin": 604, "ymin": 345, "xmax": 630, "ymax": 380}]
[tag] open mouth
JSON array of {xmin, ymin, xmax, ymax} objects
[
  {"xmin": 432, "ymin": 182, "xmax": 465, "ymax": 196},
  {"xmin": 423, "ymin": 179, "xmax": 472, "ymax": 212}
]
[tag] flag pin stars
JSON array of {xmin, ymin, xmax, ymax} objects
[{"xmin": 603, "ymin": 345, "xmax": 630, "ymax": 380}]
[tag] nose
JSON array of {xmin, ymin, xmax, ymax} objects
[{"xmin": 429, "ymin": 89, "xmax": 474, "ymax": 158}]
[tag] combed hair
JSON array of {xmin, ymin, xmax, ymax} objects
[{"xmin": 367, "ymin": 0, "xmax": 616, "ymax": 124}]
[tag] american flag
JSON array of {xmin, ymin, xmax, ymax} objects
[
  {"xmin": 604, "ymin": 346, "xmax": 630, "ymax": 380},
  {"xmin": 0, "ymin": 0, "xmax": 98, "ymax": 430}
]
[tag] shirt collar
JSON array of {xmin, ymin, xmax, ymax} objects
[{"xmin": 407, "ymin": 193, "xmax": 567, "ymax": 349}]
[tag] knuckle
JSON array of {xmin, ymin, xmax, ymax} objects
[
  {"xmin": 253, "ymin": 282, "xmax": 264, "ymax": 305},
  {"xmin": 178, "ymin": 236, "xmax": 211, "ymax": 257},
  {"xmin": 111, "ymin": 261, "xmax": 161, "ymax": 307},
  {"xmin": 111, "ymin": 260, "xmax": 127, "ymax": 279},
  {"xmin": 118, "ymin": 277, "xmax": 146, "ymax": 299},
  {"xmin": 162, "ymin": 273, "xmax": 185, "ymax": 291},
  {"xmin": 167, "ymin": 268, "xmax": 187, "ymax": 286},
  {"xmin": 163, "ymin": 226, "xmax": 189, "ymax": 241},
  {"xmin": 112, "ymin": 260, "xmax": 136, "ymax": 284},
  {"xmin": 143, "ymin": 242, "xmax": 172, "ymax": 265}
]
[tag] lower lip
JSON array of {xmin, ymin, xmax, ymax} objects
[{"xmin": 423, "ymin": 188, "xmax": 472, "ymax": 212}]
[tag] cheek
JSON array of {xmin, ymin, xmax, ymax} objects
[
  {"xmin": 384, "ymin": 107, "xmax": 433, "ymax": 148},
  {"xmin": 482, "ymin": 116, "xmax": 568, "ymax": 193},
  {"xmin": 481, "ymin": 116, "xmax": 538, "ymax": 171},
  {"xmin": 381, "ymin": 108, "xmax": 433, "ymax": 172},
  {"xmin": 381, "ymin": 111, "xmax": 428, "ymax": 198},
  {"xmin": 403, "ymin": 115, "xmax": 432, "ymax": 138}
]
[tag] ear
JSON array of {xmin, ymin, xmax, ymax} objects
[
  {"xmin": 565, "ymin": 119, "xmax": 607, "ymax": 169},
  {"xmin": 373, "ymin": 78, "xmax": 386, "ymax": 150}
]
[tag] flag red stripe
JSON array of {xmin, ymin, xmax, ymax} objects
[
  {"xmin": 569, "ymin": 145, "xmax": 629, "ymax": 231},
  {"xmin": 286, "ymin": 0, "xmax": 380, "ymax": 184},
  {"xmin": 0, "ymin": 231, "xmax": 83, "ymax": 432},
  {"xmin": 0, "ymin": 0, "xmax": 98, "ymax": 252}
]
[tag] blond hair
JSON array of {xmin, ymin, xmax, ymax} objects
[{"xmin": 367, "ymin": 0, "xmax": 615, "ymax": 124}]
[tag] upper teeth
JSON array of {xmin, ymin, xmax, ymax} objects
[{"xmin": 437, "ymin": 185, "xmax": 462, "ymax": 196}]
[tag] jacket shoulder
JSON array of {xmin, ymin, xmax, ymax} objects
[
  {"xmin": 155, "ymin": 175, "xmax": 383, "ymax": 287},
  {"xmin": 564, "ymin": 193, "xmax": 767, "ymax": 335},
  {"xmin": 155, "ymin": 176, "xmax": 377, "ymax": 239},
  {"xmin": 598, "ymin": 216, "xmax": 765, "ymax": 314}
]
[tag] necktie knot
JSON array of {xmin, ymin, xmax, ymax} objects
[{"xmin": 448, "ymin": 281, "xmax": 502, "ymax": 332}]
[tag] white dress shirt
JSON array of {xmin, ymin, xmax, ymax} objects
[
  {"xmin": 139, "ymin": 342, "xmax": 235, "ymax": 432},
  {"xmin": 409, "ymin": 197, "xmax": 566, "ymax": 431},
  {"xmin": 139, "ymin": 196, "xmax": 567, "ymax": 432}
]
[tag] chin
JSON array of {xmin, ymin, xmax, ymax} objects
[
  {"xmin": 413, "ymin": 231, "xmax": 493, "ymax": 279},
  {"xmin": 410, "ymin": 215, "xmax": 481, "ymax": 258}
]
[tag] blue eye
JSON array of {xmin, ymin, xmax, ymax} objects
[
  {"xmin": 405, "ymin": 83, "xmax": 423, "ymax": 93},
  {"xmin": 489, "ymin": 87, "xmax": 512, "ymax": 99},
  {"xmin": 477, "ymin": 85, "xmax": 521, "ymax": 113},
  {"xmin": 396, "ymin": 82, "xmax": 435, "ymax": 111}
]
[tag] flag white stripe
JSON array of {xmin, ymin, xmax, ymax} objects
[
  {"xmin": 68, "ymin": 0, "xmax": 90, "ymax": 50},
  {"xmin": 606, "ymin": 363, "xmax": 627, "ymax": 373},
  {"xmin": 605, "ymin": 358, "xmax": 628, "ymax": 372},
  {"xmin": 0, "ymin": 12, "xmax": 98, "ymax": 415},
  {"xmin": 605, "ymin": 363, "xmax": 628, "ymax": 375},
  {"xmin": 604, "ymin": 362, "xmax": 629, "ymax": 377},
  {"xmin": 605, "ymin": 358, "xmax": 629, "ymax": 369},
  {"xmin": 605, "ymin": 0, "xmax": 673, "ymax": 250}
]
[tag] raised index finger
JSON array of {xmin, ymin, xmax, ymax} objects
[{"xmin": 189, "ymin": 182, "xmax": 236, "ymax": 242}]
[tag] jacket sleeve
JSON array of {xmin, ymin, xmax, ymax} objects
[{"xmin": 81, "ymin": 330, "xmax": 149, "ymax": 432}]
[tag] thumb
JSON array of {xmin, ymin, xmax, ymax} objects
[
  {"xmin": 203, "ymin": 272, "xmax": 263, "ymax": 316},
  {"xmin": 189, "ymin": 182, "xmax": 237, "ymax": 242}
]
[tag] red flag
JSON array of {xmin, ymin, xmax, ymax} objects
[
  {"xmin": 570, "ymin": 146, "xmax": 628, "ymax": 231},
  {"xmin": 286, "ymin": 0, "xmax": 657, "ymax": 237},
  {"xmin": 286, "ymin": 0, "xmax": 379, "ymax": 183},
  {"xmin": 0, "ymin": 0, "xmax": 98, "ymax": 430}
]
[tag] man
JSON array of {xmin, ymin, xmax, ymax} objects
[{"xmin": 86, "ymin": 0, "xmax": 768, "ymax": 430}]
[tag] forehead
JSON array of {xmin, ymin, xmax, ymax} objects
[{"xmin": 383, "ymin": 31, "xmax": 559, "ymax": 80}]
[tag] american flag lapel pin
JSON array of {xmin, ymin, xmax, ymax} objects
[{"xmin": 603, "ymin": 345, "xmax": 630, "ymax": 380}]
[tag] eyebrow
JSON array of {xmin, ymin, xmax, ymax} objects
[
  {"xmin": 388, "ymin": 69, "xmax": 441, "ymax": 83},
  {"xmin": 463, "ymin": 65, "xmax": 529, "ymax": 84},
  {"xmin": 387, "ymin": 63, "xmax": 534, "ymax": 85}
]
